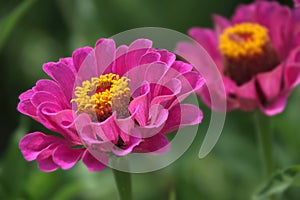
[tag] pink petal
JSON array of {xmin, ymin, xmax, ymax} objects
[
  {"xmin": 116, "ymin": 45, "xmax": 128, "ymax": 58},
  {"xmin": 19, "ymin": 132, "xmax": 60, "ymax": 161},
  {"xmin": 31, "ymin": 91, "xmax": 58, "ymax": 108},
  {"xmin": 256, "ymin": 1, "xmax": 292, "ymax": 58},
  {"xmin": 125, "ymin": 39, "xmax": 152, "ymax": 69},
  {"xmin": 260, "ymin": 95, "xmax": 287, "ymax": 116},
  {"xmin": 256, "ymin": 65, "xmax": 283, "ymax": 102},
  {"xmin": 294, "ymin": 0, "xmax": 300, "ymax": 8},
  {"xmin": 37, "ymin": 156, "xmax": 59, "ymax": 172},
  {"xmin": 72, "ymin": 47, "xmax": 93, "ymax": 72},
  {"xmin": 139, "ymin": 52, "xmax": 161, "ymax": 65},
  {"xmin": 128, "ymin": 39, "xmax": 152, "ymax": 51},
  {"xmin": 112, "ymin": 136, "xmax": 141, "ymax": 156},
  {"xmin": 188, "ymin": 28, "xmax": 222, "ymax": 68},
  {"xmin": 35, "ymin": 80, "xmax": 69, "ymax": 108},
  {"xmin": 43, "ymin": 61, "xmax": 75, "ymax": 101},
  {"xmin": 36, "ymin": 102, "xmax": 63, "ymax": 132},
  {"xmin": 74, "ymin": 49, "xmax": 98, "ymax": 84},
  {"xmin": 232, "ymin": 3, "xmax": 256, "ymax": 23},
  {"xmin": 17, "ymin": 99, "xmax": 37, "ymax": 119},
  {"xmin": 144, "ymin": 62, "xmax": 168, "ymax": 84},
  {"xmin": 156, "ymin": 50, "xmax": 176, "ymax": 66},
  {"xmin": 19, "ymin": 89, "xmax": 34, "ymax": 101},
  {"xmin": 131, "ymin": 105, "xmax": 169, "ymax": 139},
  {"xmin": 213, "ymin": 14, "xmax": 231, "ymax": 35},
  {"xmin": 134, "ymin": 134, "xmax": 170, "ymax": 154},
  {"xmin": 284, "ymin": 64, "xmax": 300, "ymax": 89},
  {"xmin": 45, "ymin": 109, "xmax": 81, "ymax": 144},
  {"xmin": 129, "ymin": 84, "xmax": 150, "ymax": 126},
  {"xmin": 82, "ymin": 150, "xmax": 107, "ymax": 172},
  {"xmin": 95, "ymin": 38, "xmax": 116, "ymax": 75},
  {"xmin": 235, "ymin": 79, "xmax": 259, "ymax": 111},
  {"xmin": 53, "ymin": 145, "xmax": 83, "ymax": 170},
  {"xmin": 176, "ymin": 71, "xmax": 205, "ymax": 101},
  {"xmin": 160, "ymin": 104, "xmax": 203, "ymax": 134},
  {"xmin": 169, "ymin": 61, "xmax": 193, "ymax": 75}
]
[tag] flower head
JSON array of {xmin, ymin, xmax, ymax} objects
[
  {"xmin": 177, "ymin": 0, "xmax": 300, "ymax": 115},
  {"xmin": 18, "ymin": 38, "xmax": 204, "ymax": 172}
]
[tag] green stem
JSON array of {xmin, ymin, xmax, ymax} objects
[
  {"xmin": 254, "ymin": 111, "xmax": 276, "ymax": 200},
  {"xmin": 112, "ymin": 168, "xmax": 132, "ymax": 200}
]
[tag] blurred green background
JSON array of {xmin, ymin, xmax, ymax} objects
[{"xmin": 1, "ymin": 0, "xmax": 300, "ymax": 199}]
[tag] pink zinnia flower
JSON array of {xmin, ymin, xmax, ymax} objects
[
  {"xmin": 177, "ymin": 0, "xmax": 300, "ymax": 115},
  {"xmin": 18, "ymin": 38, "xmax": 204, "ymax": 172}
]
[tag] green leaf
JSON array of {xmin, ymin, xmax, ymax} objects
[
  {"xmin": 0, "ymin": 0, "xmax": 38, "ymax": 51},
  {"xmin": 0, "ymin": 117, "xmax": 30, "ymax": 199},
  {"xmin": 253, "ymin": 165, "xmax": 300, "ymax": 200}
]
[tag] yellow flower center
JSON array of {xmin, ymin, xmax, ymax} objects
[
  {"xmin": 219, "ymin": 23, "xmax": 269, "ymax": 59},
  {"xmin": 71, "ymin": 73, "xmax": 131, "ymax": 121},
  {"xmin": 218, "ymin": 23, "xmax": 280, "ymax": 85}
]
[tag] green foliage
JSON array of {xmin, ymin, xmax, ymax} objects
[
  {"xmin": 253, "ymin": 166, "xmax": 300, "ymax": 200},
  {"xmin": 1, "ymin": 0, "xmax": 300, "ymax": 199}
]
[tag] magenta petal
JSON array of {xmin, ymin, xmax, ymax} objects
[
  {"xmin": 19, "ymin": 89, "xmax": 34, "ymax": 101},
  {"xmin": 139, "ymin": 52, "xmax": 161, "ymax": 65},
  {"xmin": 235, "ymin": 79, "xmax": 259, "ymax": 111},
  {"xmin": 294, "ymin": 0, "xmax": 300, "ymax": 7},
  {"xmin": 232, "ymin": 3, "xmax": 256, "ymax": 23},
  {"xmin": 213, "ymin": 14, "xmax": 231, "ymax": 35},
  {"xmin": 31, "ymin": 91, "xmax": 58, "ymax": 108},
  {"xmin": 82, "ymin": 150, "xmax": 107, "ymax": 172},
  {"xmin": 256, "ymin": 2, "xmax": 291, "ymax": 57},
  {"xmin": 188, "ymin": 28, "xmax": 222, "ymax": 68},
  {"xmin": 284, "ymin": 65, "xmax": 300, "ymax": 88},
  {"xmin": 176, "ymin": 71, "xmax": 205, "ymax": 101},
  {"xmin": 17, "ymin": 99, "xmax": 37, "ymax": 119},
  {"xmin": 46, "ymin": 109, "xmax": 81, "ymax": 144},
  {"xmin": 256, "ymin": 65, "xmax": 283, "ymax": 102},
  {"xmin": 72, "ymin": 47, "xmax": 93, "ymax": 72},
  {"xmin": 260, "ymin": 95, "xmax": 287, "ymax": 116},
  {"xmin": 132, "ymin": 105, "xmax": 169, "ymax": 139},
  {"xmin": 125, "ymin": 39, "xmax": 152, "ymax": 68},
  {"xmin": 112, "ymin": 136, "xmax": 141, "ymax": 156},
  {"xmin": 161, "ymin": 104, "xmax": 202, "ymax": 134},
  {"xmin": 36, "ymin": 143, "xmax": 60, "ymax": 172},
  {"xmin": 36, "ymin": 102, "xmax": 63, "ymax": 131},
  {"xmin": 53, "ymin": 145, "xmax": 83, "ymax": 170},
  {"xmin": 129, "ymin": 84, "xmax": 150, "ymax": 126},
  {"xmin": 116, "ymin": 45, "xmax": 128, "ymax": 58},
  {"xmin": 95, "ymin": 38, "xmax": 116, "ymax": 75},
  {"xmin": 37, "ymin": 156, "xmax": 59, "ymax": 172},
  {"xmin": 145, "ymin": 62, "xmax": 168, "ymax": 84},
  {"xmin": 169, "ymin": 61, "xmax": 193, "ymax": 75},
  {"xmin": 35, "ymin": 80, "xmax": 69, "ymax": 108},
  {"xmin": 156, "ymin": 50, "xmax": 176, "ymax": 66},
  {"xmin": 19, "ymin": 132, "xmax": 59, "ymax": 161},
  {"xmin": 134, "ymin": 134, "xmax": 170, "ymax": 154},
  {"xmin": 43, "ymin": 61, "xmax": 75, "ymax": 101},
  {"xmin": 128, "ymin": 39, "xmax": 152, "ymax": 51}
]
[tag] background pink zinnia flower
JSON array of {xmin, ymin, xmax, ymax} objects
[
  {"xmin": 177, "ymin": 0, "xmax": 300, "ymax": 116},
  {"xmin": 18, "ymin": 38, "xmax": 204, "ymax": 172}
]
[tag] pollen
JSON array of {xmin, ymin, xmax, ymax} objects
[
  {"xmin": 71, "ymin": 73, "xmax": 131, "ymax": 121},
  {"xmin": 219, "ymin": 23, "xmax": 269, "ymax": 59}
]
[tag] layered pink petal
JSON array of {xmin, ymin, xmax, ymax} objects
[
  {"xmin": 160, "ymin": 104, "xmax": 203, "ymax": 134},
  {"xmin": 82, "ymin": 150, "xmax": 108, "ymax": 172},
  {"xmin": 19, "ymin": 132, "xmax": 62, "ymax": 161},
  {"xmin": 235, "ymin": 79, "xmax": 259, "ymax": 111},
  {"xmin": 256, "ymin": 65, "xmax": 283, "ymax": 102},
  {"xmin": 188, "ymin": 28, "xmax": 222, "ymax": 68},
  {"xmin": 72, "ymin": 47, "xmax": 93, "ymax": 72},
  {"xmin": 43, "ymin": 60, "xmax": 75, "ymax": 101},
  {"xmin": 53, "ymin": 146, "xmax": 83, "ymax": 170}
]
